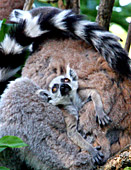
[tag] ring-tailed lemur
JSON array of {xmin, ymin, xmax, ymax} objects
[
  {"xmin": 0, "ymin": 6, "xmax": 131, "ymax": 84},
  {"xmin": 36, "ymin": 65, "xmax": 111, "ymax": 165}
]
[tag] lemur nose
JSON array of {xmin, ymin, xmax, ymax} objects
[{"xmin": 60, "ymin": 84, "xmax": 71, "ymax": 96}]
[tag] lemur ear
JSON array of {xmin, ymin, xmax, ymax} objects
[
  {"xmin": 66, "ymin": 64, "xmax": 78, "ymax": 81},
  {"xmin": 36, "ymin": 89, "xmax": 51, "ymax": 102}
]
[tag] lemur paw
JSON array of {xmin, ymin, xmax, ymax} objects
[
  {"xmin": 96, "ymin": 111, "xmax": 111, "ymax": 127},
  {"xmin": 36, "ymin": 89, "xmax": 51, "ymax": 102},
  {"xmin": 92, "ymin": 146, "xmax": 104, "ymax": 165}
]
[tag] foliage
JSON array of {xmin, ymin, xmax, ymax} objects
[
  {"xmin": 0, "ymin": 19, "xmax": 11, "ymax": 42},
  {"xmin": 124, "ymin": 167, "xmax": 131, "ymax": 170},
  {"xmin": 0, "ymin": 136, "xmax": 28, "ymax": 152},
  {"xmin": 0, "ymin": 136, "xmax": 27, "ymax": 170},
  {"xmin": 34, "ymin": 0, "xmax": 51, "ymax": 7},
  {"xmin": 81, "ymin": 0, "xmax": 131, "ymax": 31},
  {"xmin": 0, "ymin": 167, "xmax": 10, "ymax": 170}
]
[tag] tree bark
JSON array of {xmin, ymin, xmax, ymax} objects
[
  {"xmin": 23, "ymin": 0, "xmax": 34, "ymax": 11},
  {"xmin": 58, "ymin": 0, "xmax": 66, "ymax": 9},
  {"xmin": 66, "ymin": 0, "xmax": 80, "ymax": 14},
  {"xmin": 99, "ymin": 144, "xmax": 131, "ymax": 170},
  {"xmin": 124, "ymin": 23, "xmax": 131, "ymax": 53},
  {"xmin": 96, "ymin": 0, "xmax": 115, "ymax": 30}
]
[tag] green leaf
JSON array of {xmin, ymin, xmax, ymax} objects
[
  {"xmin": 124, "ymin": 167, "xmax": 131, "ymax": 170},
  {"xmin": 0, "ymin": 19, "xmax": 12, "ymax": 42},
  {"xmin": 34, "ymin": 0, "xmax": 51, "ymax": 7},
  {"xmin": 0, "ymin": 19, "xmax": 6, "ymax": 27},
  {"xmin": 0, "ymin": 167, "xmax": 10, "ymax": 170},
  {"xmin": 0, "ymin": 136, "xmax": 28, "ymax": 148},
  {"xmin": 0, "ymin": 19, "xmax": 8, "ymax": 42},
  {"xmin": 0, "ymin": 147, "xmax": 6, "ymax": 152}
]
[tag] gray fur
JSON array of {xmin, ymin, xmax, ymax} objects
[
  {"xmin": 37, "ymin": 66, "xmax": 111, "ymax": 165},
  {"xmin": 0, "ymin": 77, "xmax": 94, "ymax": 170}
]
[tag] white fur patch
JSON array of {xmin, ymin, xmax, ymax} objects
[
  {"xmin": 25, "ymin": 15, "xmax": 49, "ymax": 38},
  {"xmin": 10, "ymin": 9, "xmax": 32, "ymax": 23},
  {"xmin": 94, "ymin": 30, "xmax": 120, "ymax": 41},
  {"xmin": 0, "ymin": 35, "xmax": 23, "ymax": 54},
  {"xmin": 52, "ymin": 10, "xmax": 73, "ymax": 30},
  {"xmin": 74, "ymin": 20, "xmax": 89, "ymax": 39},
  {"xmin": 0, "ymin": 67, "xmax": 21, "ymax": 82}
]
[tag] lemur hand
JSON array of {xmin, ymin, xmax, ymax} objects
[
  {"xmin": 96, "ymin": 109, "xmax": 111, "ymax": 127},
  {"xmin": 36, "ymin": 89, "xmax": 51, "ymax": 102},
  {"xmin": 91, "ymin": 146, "xmax": 104, "ymax": 165}
]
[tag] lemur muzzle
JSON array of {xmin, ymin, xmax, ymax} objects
[{"xmin": 60, "ymin": 84, "xmax": 71, "ymax": 96}]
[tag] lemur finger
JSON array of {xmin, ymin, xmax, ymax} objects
[
  {"xmin": 104, "ymin": 115, "xmax": 112, "ymax": 124},
  {"xmin": 92, "ymin": 158, "xmax": 96, "ymax": 164},
  {"xmin": 106, "ymin": 115, "xmax": 111, "ymax": 121},
  {"xmin": 96, "ymin": 115, "xmax": 98, "ymax": 123},
  {"xmin": 104, "ymin": 117, "xmax": 110, "ymax": 125},
  {"xmin": 101, "ymin": 119, "xmax": 106, "ymax": 126},
  {"xmin": 92, "ymin": 153, "xmax": 104, "ymax": 165},
  {"xmin": 98, "ymin": 119, "xmax": 102, "ymax": 126},
  {"xmin": 94, "ymin": 157, "xmax": 100, "ymax": 164},
  {"xmin": 99, "ymin": 152, "xmax": 104, "ymax": 158},
  {"xmin": 94, "ymin": 156, "xmax": 103, "ymax": 165},
  {"xmin": 97, "ymin": 154, "xmax": 103, "ymax": 161},
  {"xmin": 101, "ymin": 117, "xmax": 110, "ymax": 126}
]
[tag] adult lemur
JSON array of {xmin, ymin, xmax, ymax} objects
[
  {"xmin": 0, "ymin": 6, "xmax": 130, "ymax": 168},
  {"xmin": 0, "ymin": 6, "xmax": 130, "ymax": 83}
]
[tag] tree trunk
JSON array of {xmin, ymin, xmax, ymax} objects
[
  {"xmin": 124, "ymin": 23, "xmax": 131, "ymax": 53},
  {"xmin": 96, "ymin": 0, "xmax": 115, "ymax": 30},
  {"xmin": 99, "ymin": 144, "xmax": 131, "ymax": 170},
  {"xmin": 23, "ymin": 0, "xmax": 34, "ymax": 11},
  {"xmin": 66, "ymin": 0, "xmax": 80, "ymax": 14}
]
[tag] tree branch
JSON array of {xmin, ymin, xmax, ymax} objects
[
  {"xmin": 96, "ymin": 0, "xmax": 115, "ymax": 30},
  {"xmin": 65, "ymin": 0, "xmax": 80, "ymax": 14},
  {"xmin": 124, "ymin": 23, "xmax": 131, "ymax": 53},
  {"xmin": 23, "ymin": 0, "xmax": 34, "ymax": 11}
]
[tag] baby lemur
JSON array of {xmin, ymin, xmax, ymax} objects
[{"xmin": 37, "ymin": 65, "xmax": 111, "ymax": 165}]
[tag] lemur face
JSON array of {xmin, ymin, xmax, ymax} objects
[
  {"xmin": 48, "ymin": 66, "xmax": 78, "ymax": 105},
  {"xmin": 49, "ymin": 75, "xmax": 72, "ymax": 97},
  {"xmin": 37, "ymin": 66, "xmax": 78, "ymax": 106}
]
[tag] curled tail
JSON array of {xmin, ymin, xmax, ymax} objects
[
  {"xmin": 0, "ymin": 7, "xmax": 130, "ymax": 82},
  {"xmin": 0, "ymin": 9, "xmax": 48, "ymax": 82},
  {"xmin": 10, "ymin": 7, "xmax": 131, "ymax": 77}
]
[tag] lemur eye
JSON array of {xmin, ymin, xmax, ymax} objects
[
  {"xmin": 61, "ymin": 78, "xmax": 70, "ymax": 83},
  {"xmin": 52, "ymin": 84, "xmax": 59, "ymax": 93}
]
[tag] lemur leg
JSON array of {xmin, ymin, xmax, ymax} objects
[
  {"xmin": 80, "ymin": 89, "xmax": 111, "ymax": 126},
  {"xmin": 63, "ymin": 111, "xmax": 104, "ymax": 165}
]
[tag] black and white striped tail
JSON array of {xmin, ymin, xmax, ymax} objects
[
  {"xmin": 0, "ymin": 7, "xmax": 130, "ymax": 83},
  {"xmin": 0, "ymin": 11, "xmax": 45, "ymax": 82},
  {"xmin": 0, "ymin": 33, "xmax": 29, "ymax": 82},
  {"xmin": 10, "ymin": 7, "xmax": 131, "ymax": 77}
]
